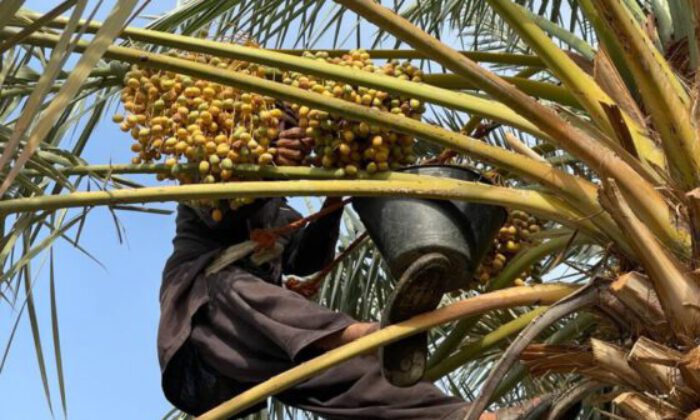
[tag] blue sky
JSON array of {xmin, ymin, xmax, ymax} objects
[
  {"xmin": 0, "ymin": 2, "xmax": 450, "ymax": 419},
  {"xmin": 0, "ymin": 2, "xmax": 183, "ymax": 419},
  {"xmin": 0, "ymin": 2, "xmax": 350, "ymax": 419},
  {"xmin": 0, "ymin": 2, "xmax": 596, "ymax": 418}
]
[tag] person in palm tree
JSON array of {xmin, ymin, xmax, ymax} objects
[{"xmin": 156, "ymin": 115, "xmax": 543, "ymax": 419}]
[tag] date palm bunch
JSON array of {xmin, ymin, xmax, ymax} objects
[{"xmin": 1, "ymin": 1, "xmax": 700, "ymax": 418}]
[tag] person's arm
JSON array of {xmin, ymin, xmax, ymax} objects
[
  {"xmin": 270, "ymin": 103, "xmax": 344, "ymax": 275},
  {"xmin": 282, "ymin": 197, "xmax": 344, "ymax": 276}
]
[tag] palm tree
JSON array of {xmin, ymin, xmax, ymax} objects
[{"xmin": 2, "ymin": 0, "xmax": 700, "ymax": 419}]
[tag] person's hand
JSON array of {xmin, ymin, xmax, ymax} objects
[
  {"xmin": 273, "ymin": 127, "xmax": 315, "ymax": 166},
  {"xmin": 341, "ymin": 322, "xmax": 380, "ymax": 343},
  {"xmin": 315, "ymin": 322, "xmax": 379, "ymax": 350}
]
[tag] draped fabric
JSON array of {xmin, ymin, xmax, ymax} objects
[{"xmin": 157, "ymin": 200, "xmax": 466, "ymax": 419}]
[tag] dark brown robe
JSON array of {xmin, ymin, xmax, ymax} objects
[{"xmin": 158, "ymin": 199, "xmax": 466, "ymax": 419}]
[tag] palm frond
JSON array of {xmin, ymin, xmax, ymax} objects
[{"xmin": 3, "ymin": 1, "xmax": 700, "ymax": 418}]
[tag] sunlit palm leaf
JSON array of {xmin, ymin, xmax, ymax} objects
[{"xmin": 2, "ymin": 1, "xmax": 698, "ymax": 419}]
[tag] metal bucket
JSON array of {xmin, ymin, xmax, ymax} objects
[{"xmin": 352, "ymin": 165, "xmax": 507, "ymax": 292}]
